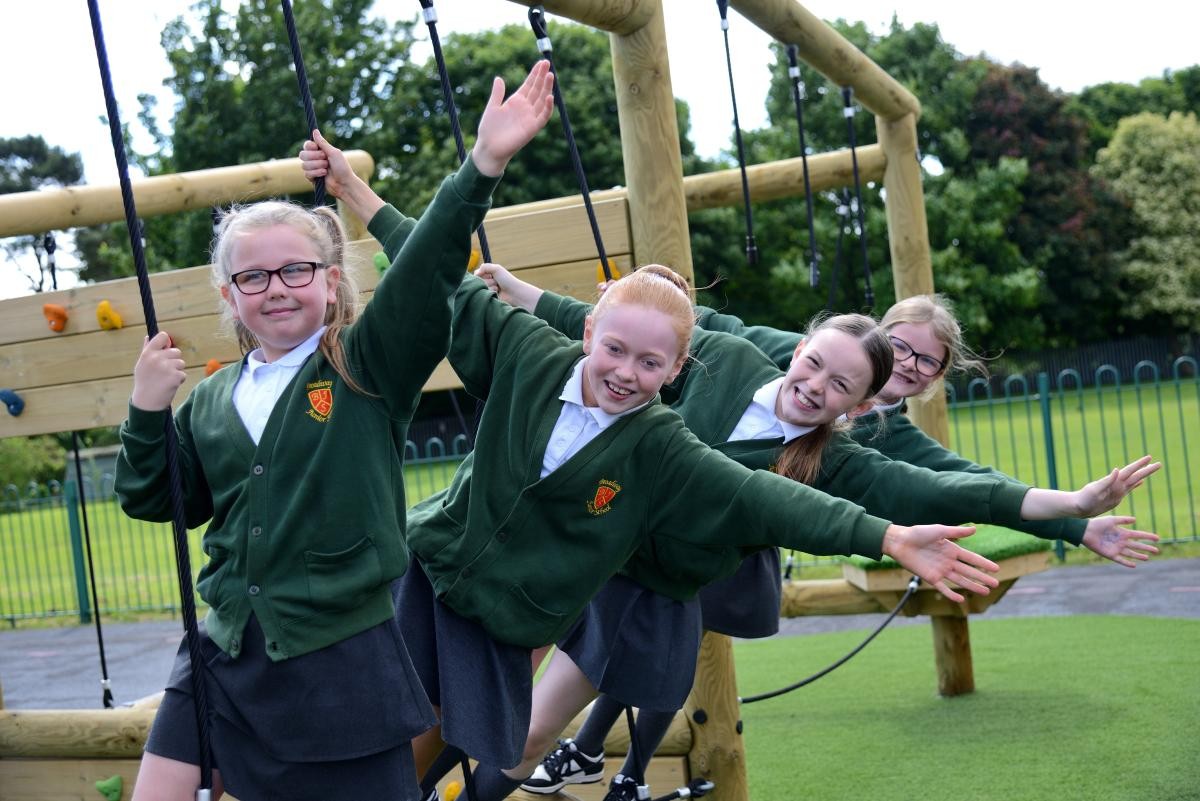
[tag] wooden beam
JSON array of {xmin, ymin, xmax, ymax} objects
[
  {"xmin": 610, "ymin": 0, "xmax": 694, "ymax": 278},
  {"xmin": 0, "ymin": 152, "xmax": 375, "ymax": 238},
  {"xmin": 728, "ymin": 0, "xmax": 920, "ymax": 121},
  {"xmin": 0, "ymin": 708, "xmax": 151, "ymax": 759},
  {"xmin": 931, "ymin": 615, "xmax": 975, "ymax": 696},
  {"xmin": 779, "ymin": 578, "xmax": 891, "ymax": 616},
  {"xmin": 506, "ymin": 0, "xmax": 657, "ymax": 35}
]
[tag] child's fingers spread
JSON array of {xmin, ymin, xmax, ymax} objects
[{"xmin": 933, "ymin": 580, "xmax": 965, "ymax": 604}]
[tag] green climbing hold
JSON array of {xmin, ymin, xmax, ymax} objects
[
  {"xmin": 373, "ymin": 251, "xmax": 389, "ymax": 274},
  {"xmin": 95, "ymin": 774, "xmax": 123, "ymax": 801}
]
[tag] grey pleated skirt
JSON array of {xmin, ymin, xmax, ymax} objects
[
  {"xmin": 697, "ymin": 548, "xmax": 782, "ymax": 639},
  {"xmin": 556, "ymin": 573, "xmax": 703, "ymax": 711},
  {"xmin": 392, "ymin": 559, "xmax": 534, "ymax": 770}
]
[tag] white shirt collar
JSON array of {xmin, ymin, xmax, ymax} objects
[
  {"xmin": 760, "ymin": 376, "xmax": 815, "ymax": 443},
  {"xmin": 560, "ymin": 357, "xmax": 650, "ymax": 430},
  {"xmin": 245, "ymin": 326, "xmax": 326, "ymax": 376}
]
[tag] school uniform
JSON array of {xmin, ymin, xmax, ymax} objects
[
  {"xmin": 695, "ymin": 305, "xmax": 1087, "ymax": 545},
  {"xmin": 369, "ymin": 204, "xmax": 902, "ymax": 769},
  {"xmin": 115, "ymin": 157, "xmax": 499, "ymax": 799}
]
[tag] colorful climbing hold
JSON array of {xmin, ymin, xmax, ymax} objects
[
  {"xmin": 373, "ymin": 251, "xmax": 390, "ymax": 274},
  {"xmin": 595, "ymin": 259, "xmax": 621, "ymax": 284},
  {"xmin": 94, "ymin": 774, "xmax": 123, "ymax": 801},
  {"xmin": 96, "ymin": 300, "xmax": 124, "ymax": 330},
  {"xmin": 0, "ymin": 388, "xmax": 24, "ymax": 417},
  {"xmin": 43, "ymin": 303, "xmax": 69, "ymax": 332},
  {"xmin": 468, "ymin": 249, "xmax": 483, "ymax": 271},
  {"xmin": 445, "ymin": 780, "xmax": 463, "ymax": 801},
  {"xmin": 205, "ymin": 358, "xmax": 222, "ymax": 377}
]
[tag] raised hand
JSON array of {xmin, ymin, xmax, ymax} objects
[
  {"xmin": 1081, "ymin": 516, "xmax": 1161, "ymax": 567},
  {"xmin": 474, "ymin": 262, "xmax": 542, "ymax": 311},
  {"xmin": 131, "ymin": 331, "xmax": 187, "ymax": 412},
  {"xmin": 1073, "ymin": 456, "xmax": 1162, "ymax": 517},
  {"xmin": 882, "ymin": 523, "xmax": 999, "ymax": 603},
  {"xmin": 471, "ymin": 59, "xmax": 556, "ymax": 176}
]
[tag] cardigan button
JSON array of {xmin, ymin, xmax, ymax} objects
[
  {"xmin": 248, "ymin": 584, "xmax": 261, "ymax": 596},
  {"xmin": 252, "ymin": 464, "xmax": 264, "ymax": 476},
  {"xmin": 461, "ymin": 566, "xmax": 473, "ymax": 578},
  {"xmin": 251, "ymin": 526, "xmax": 262, "ymax": 537},
  {"xmin": 496, "ymin": 530, "xmax": 509, "ymax": 543}
]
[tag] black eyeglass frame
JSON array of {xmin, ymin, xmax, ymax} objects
[
  {"xmin": 229, "ymin": 262, "xmax": 327, "ymax": 295},
  {"xmin": 888, "ymin": 335, "xmax": 947, "ymax": 377}
]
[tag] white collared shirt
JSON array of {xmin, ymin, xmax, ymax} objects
[
  {"xmin": 727, "ymin": 376, "xmax": 815, "ymax": 444},
  {"xmin": 232, "ymin": 327, "xmax": 326, "ymax": 444},
  {"xmin": 540, "ymin": 357, "xmax": 650, "ymax": 478}
]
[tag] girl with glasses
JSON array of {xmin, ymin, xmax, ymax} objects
[{"xmin": 114, "ymin": 61, "xmax": 556, "ymax": 801}]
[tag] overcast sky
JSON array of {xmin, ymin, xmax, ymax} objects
[{"xmin": 3, "ymin": 0, "xmax": 1198, "ymax": 296}]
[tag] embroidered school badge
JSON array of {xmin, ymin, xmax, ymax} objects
[
  {"xmin": 587, "ymin": 479, "xmax": 622, "ymax": 516},
  {"xmin": 305, "ymin": 379, "xmax": 333, "ymax": 423}
]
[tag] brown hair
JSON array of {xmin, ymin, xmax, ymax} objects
[
  {"xmin": 591, "ymin": 264, "xmax": 696, "ymax": 367},
  {"xmin": 881, "ymin": 294, "xmax": 986, "ymax": 400},
  {"xmin": 211, "ymin": 201, "xmax": 370, "ymax": 395},
  {"xmin": 773, "ymin": 313, "xmax": 893, "ymax": 485}
]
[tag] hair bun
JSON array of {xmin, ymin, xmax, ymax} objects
[{"xmin": 637, "ymin": 263, "xmax": 690, "ymax": 295}]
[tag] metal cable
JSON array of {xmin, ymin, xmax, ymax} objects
[
  {"xmin": 841, "ymin": 86, "xmax": 873, "ymax": 309},
  {"xmin": 785, "ymin": 46, "xmax": 819, "ymax": 287}
]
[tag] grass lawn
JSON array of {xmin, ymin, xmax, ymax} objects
[{"xmin": 733, "ymin": 615, "xmax": 1200, "ymax": 801}]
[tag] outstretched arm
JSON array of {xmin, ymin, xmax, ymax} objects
[
  {"xmin": 1080, "ymin": 516, "xmax": 1161, "ymax": 567},
  {"xmin": 882, "ymin": 524, "xmax": 999, "ymax": 602},
  {"xmin": 1019, "ymin": 455, "xmax": 1162, "ymax": 519}
]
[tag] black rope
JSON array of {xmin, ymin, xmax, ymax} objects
[
  {"xmin": 281, "ymin": 0, "xmax": 326, "ymax": 207},
  {"xmin": 419, "ymin": 0, "xmax": 492, "ymax": 263},
  {"xmin": 739, "ymin": 575, "xmax": 919, "ymax": 704},
  {"xmin": 86, "ymin": 1, "xmax": 214, "ymax": 792},
  {"xmin": 528, "ymin": 6, "xmax": 612, "ymax": 281},
  {"xmin": 717, "ymin": 0, "xmax": 758, "ymax": 266},
  {"xmin": 826, "ymin": 191, "xmax": 851, "ymax": 313},
  {"xmin": 841, "ymin": 86, "xmax": 872, "ymax": 309},
  {"xmin": 43, "ymin": 232, "xmax": 58, "ymax": 291},
  {"xmin": 71, "ymin": 431, "xmax": 113, "ymax": 709},
  {"xmin": 785, "ymin": 46, "xmax": 819, "ymax": 288}
]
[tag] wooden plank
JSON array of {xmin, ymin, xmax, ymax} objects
[
  {"xmin": 0, "ymin": 709, "xmax": 151, "ymax": 759},
  {"xmin": 0, "ymin": 758, "xmax": 141, "ymax": 801},
  {"xmin": 779, "ymin": 578, "xmax": 891, "ymax": 617},
  {"xmin": 479, "ymin": 199, "xmax": 630, "ymax": 271},
  {"xmin": 561, "ymin": 702, "xmax": 692, "ymax": 758}
]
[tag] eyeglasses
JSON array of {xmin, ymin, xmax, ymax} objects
[
  {"xmin": 230, "ymin": 262, "xmax": 326, "ymax": 295},
  {"xmin": 888, "ymin": 335, "xmax": 946, "ymax": 377}
]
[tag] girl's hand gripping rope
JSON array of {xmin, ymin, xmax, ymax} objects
[
  {"xmin": 131, "ymin": 331, "xmax": 187, "ymax": 412},
  {"xmin": 881, "ymin": 524, "xmax": 999, "ymax": 603},
  {"xmin": 474, "ymin": 262, "xmax": 543, "ymax": 312}
]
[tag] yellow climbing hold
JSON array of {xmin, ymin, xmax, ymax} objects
[
  {"xmin": 595, "ymin": 259, "xmax": 621, "ymax": 284},
  {"xmin": 445, "ymin": 780, "xmax": 463, "ymax": 801},
  {"xmin": 96, "ymin": 300, "xmax": 124, "ymax": 330},
  {"xmin": 467, "ymin": 249, "xmax": 483, "ymax": 271},
  {"xmin": 95, "ymin": 774, "xmax": 123, "ymax": 801}
]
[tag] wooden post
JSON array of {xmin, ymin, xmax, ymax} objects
[
  {"xmin": 683, "ymin": 633, "xmax": 747, "ymax": 801},
  {"xmin": 930, "ymin": 615, "xmax": 975, "ymax": 696},
  {"xmin": 609, "ymin": 0, "xmax": 694, "ymax": 281}
]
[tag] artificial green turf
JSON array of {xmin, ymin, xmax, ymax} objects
[{"xmin": 733, "ymin": 615, "xmax": 1200, "ymax": 801}]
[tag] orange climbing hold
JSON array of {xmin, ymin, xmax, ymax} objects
[
  {"xmin": 43, "ymin": 303, "xmax": 68, "ymax": 332},
  {"xmin": 444, "ymin": 780, "xmax": 463, "ymax": 801},
  {"xmin": 96, "ymin": 299, "xmax": 124, "ymax": 330},
  {"xmin": 205, "ymin": 358, "xmax": 222, "ymax": 377}
]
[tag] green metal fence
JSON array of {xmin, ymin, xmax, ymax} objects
[
  {"xmin": 3, "ymin": 361, "xmax": 1198, "ymax": 625},
  {"xmin": 1, "ymin": 437, "xmax": 469, "ymax": 626}
]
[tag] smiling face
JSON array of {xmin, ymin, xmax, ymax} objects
[
  {"xmin": 877, "ymin": 320, "xmax": 948, "ymax": 403},
  {"xmin": 580, "ymin": 304, "xmax": 685, "ymax": 414},
  {"xmin": 776, "ymin": 329, "xmax": 877, "ymax": 426},
  {"xmin": 220, "ymin": 224, "xmax": 340, "ymax": 363}
]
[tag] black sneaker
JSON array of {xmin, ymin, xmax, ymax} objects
[
  {"xmin": 520, "ymin": 738, "xmax": 605, "ymax": 794},
  {"xmin": 602, "ymin": 773, "xmax": 640, "ymax": 801}
]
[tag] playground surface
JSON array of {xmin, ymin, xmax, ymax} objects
[{"xmin": 1, "ymin": 558, "xmax": 1197, "ymax": 710}]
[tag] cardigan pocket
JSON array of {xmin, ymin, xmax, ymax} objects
[
  {"xmin": 490, "ymin": 583, "xmax": 567, "ymax": 649},
  {"xmin": 304, "ymin": 536, "xmax": 383, "ymax": 609}
]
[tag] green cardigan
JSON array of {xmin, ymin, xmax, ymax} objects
[
  {"xmin": 115, "ymin": 158, "xmax": 499, "ymax": 661},
  {"xmin": 371, "ymin": 207, "xmax": 903, "ymax": 649},
  {"xmin": 534, "ymin": 291, "xmax": 1054, "ymax": 598},
  {"xmin": 693, "ymin": 305, "xmax": 1087, "ymax": 546}
]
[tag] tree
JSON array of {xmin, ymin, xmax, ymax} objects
[
  {"xmin": 1092, "ymin": 111, "xmax": 1200, "ymax": 329},
  {"xmin": 0, "ymin": 136, "xmax": 84, "ymax": 292},
  {"xmin": 1071, "ymin": 65, "xmax": 1200, "ymax": 157}
]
